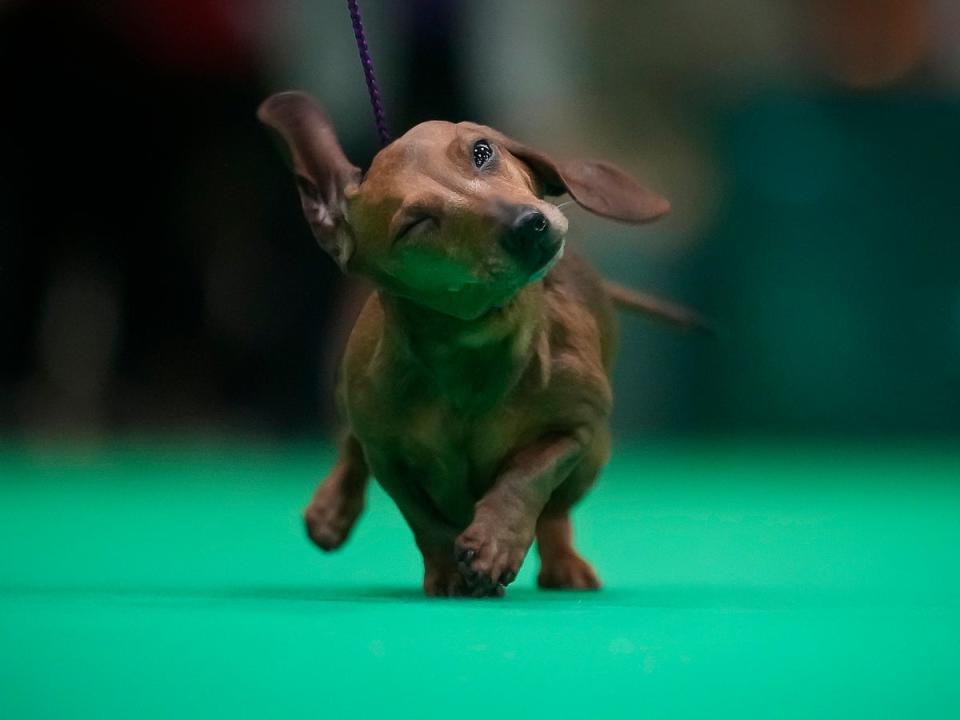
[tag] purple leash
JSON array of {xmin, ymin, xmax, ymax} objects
[{"xmin": 346, "ymin": 0, "xmax": 392, "ymax": 147}]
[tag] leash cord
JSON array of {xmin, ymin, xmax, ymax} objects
[{"xmin": 346, "ymin": 0, "xmax": 391, "ymax": 146}]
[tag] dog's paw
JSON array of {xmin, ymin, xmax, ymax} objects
[
  {"xmin": 303, "ymin": 485, "xmax": 364, "ymax": 551},
  {"xmin": 537, "ymin": 552, "xmax": 601, "ymax": 591},
  {"xmin": 455, "ymin": 519, "xmax": 533, "ymax": 594},
  {"xmin": 423, "ymin": 567, "xmax": 498, "ymax": 597}
]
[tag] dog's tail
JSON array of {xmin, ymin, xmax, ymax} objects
[{"xmin": 603, "ymin": 281, "xmax": 714, "ymax": 335}]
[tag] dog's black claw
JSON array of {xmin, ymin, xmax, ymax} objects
[
  {"xmin": 471, "ymin": 583, "xmax": 490, "ymax": 598},
  {"xmin": 500, "ymin": 570, "xmax": 516, "ymax": 586},
  {"xmin": 457, "ymin": 559, "xmax": 479, "ymax": 583},
  {"xmin": 457, "ymin": 548, "xmax": 476, "ymax": 563}
]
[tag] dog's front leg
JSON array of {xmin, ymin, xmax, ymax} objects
[
  {"xmin": 455, "ymin": 432, "xmax": 586, "ymax": 593},
  {"xmin": 304, "ymin": 435, "xmax": 368, "ymax": 551}
]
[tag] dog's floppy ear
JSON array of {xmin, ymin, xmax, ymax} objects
[
  {"xmin": 257, "ymin": 91, "xmax": 362, "ymax": 269},
  {"xmin": 496, "ymin": 135, "xmax": 670, "ymax": 224}
]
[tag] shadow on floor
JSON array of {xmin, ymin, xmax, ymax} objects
[{"xmin": 3, "ymin": 581, "xmax": 954, "ymax": 609}]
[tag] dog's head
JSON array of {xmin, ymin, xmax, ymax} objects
[{"xmin": 259, "ymin": 92, "xmax": 669, "ymax": 320}]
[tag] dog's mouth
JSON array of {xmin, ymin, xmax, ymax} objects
[{"xmin": 527, "ymin": 238, "xmax": 565, "ymax": 283}]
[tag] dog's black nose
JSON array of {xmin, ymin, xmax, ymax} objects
[
  {"xmin": 500, "ymin": 208, "xmax": 560, "ymax": 271},
  {"xmin": 513, "ymin": 208, "xmax": 549, "ymax": 238}
]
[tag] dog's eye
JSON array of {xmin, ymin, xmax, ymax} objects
[
  {"xmin": 472, "ymin": 139, "xmax": 493, "ymax": 168},
  {"xmin": 394, "ymin": 214, "xmax": 435, "ymax": 243}
]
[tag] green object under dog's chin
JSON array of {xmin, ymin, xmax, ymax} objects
[
  {"xmin": 382, "ymin": 239, "xmax": 566, "ymax": 321},
  {"xmin": 454, "ymin": 238, "xmax": 566, "ymax": 318}
]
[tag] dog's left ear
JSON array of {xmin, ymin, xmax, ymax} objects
[
  {"xmin": 257, "ymin": 91, "xmax": 362, "ymax": 269},
  {"xmin": 496, "ymin": 135, "xmax": 670, "ymax": 224}
]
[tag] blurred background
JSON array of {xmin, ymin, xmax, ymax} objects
[{"xmin": 2, "ymin": 0, "xmax": 959, "ymax": 441}]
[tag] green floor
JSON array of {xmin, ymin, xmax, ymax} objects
[{"xmin": 1, "ymin": 440, "xmax": 958, "ymax": 718}]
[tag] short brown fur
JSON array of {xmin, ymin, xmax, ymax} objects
[{"xmin": 259, "ymin": 91, "xmax": 701, "ymax": 596}]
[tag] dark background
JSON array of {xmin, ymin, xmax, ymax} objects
[{"xmin": 2, "ymin": 0, "xmax": 958, "ymax": 441}]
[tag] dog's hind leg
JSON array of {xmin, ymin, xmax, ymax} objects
[
  {"xmin": 535, "ymin": 512, "xmax": 601, "ymax": 590},
  {"xmin": 304, "ymin": 434, "xmax": 368, "ymax": 551},
  {"xmin": 534, "ymin": 445, "xmax": 605, "ymax": 590}
]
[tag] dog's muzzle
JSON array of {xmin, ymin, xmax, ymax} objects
[{"xmin": 499, "ymin": 207, "xmax": 563, "ymax": 274}]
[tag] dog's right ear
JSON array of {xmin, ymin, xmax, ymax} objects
[
  {"xmin": 495, "ymin": 134, "xmax": 670, "ymax": 225},
  {"xmin": 257, "ymin": 92, "xmax": 362, "ymax": 269}
]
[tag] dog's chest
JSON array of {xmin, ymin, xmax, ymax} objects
[
  {"xmin": 345, "ymin": 305, "xmax": 565, "ymax": 528},
  {"xmin": 361, "ymin": 393, "xmax": 536, "ymax": 527}
]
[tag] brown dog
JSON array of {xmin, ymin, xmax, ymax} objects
[{"xmin": 259, "ymin": 91, "xmax": 704, "ymax": 597}]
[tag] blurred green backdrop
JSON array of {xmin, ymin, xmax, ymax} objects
[{"xmin": 2, "ymin": 0, "xmax": 958, "ymax": 439}]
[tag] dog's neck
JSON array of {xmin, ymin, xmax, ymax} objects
[{"xmin": 379, "ymin": 285, "xmax": 548, "ymax": 412}]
